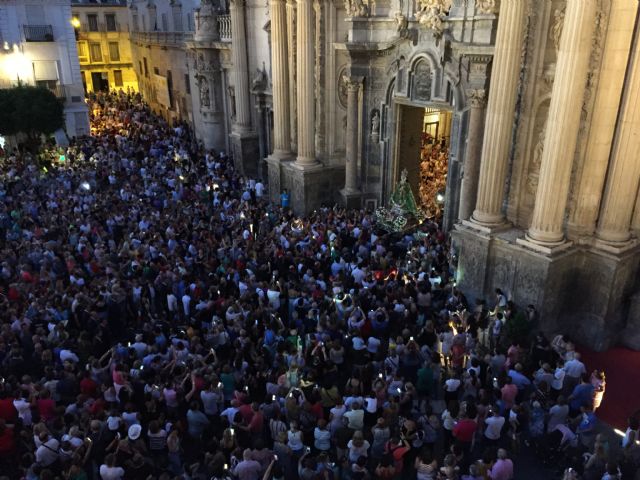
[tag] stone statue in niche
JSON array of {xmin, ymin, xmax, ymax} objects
[
  {"xmin": 370, "ymin": 110, "xmax": 380, "ymax": 142},
  {"xmin": 337, "ymin": 70, "xmax": 349, "ymax": 108},
  {"xmin": 413, "ymin": 60, "xmax": 432, "ymax": 101},
  {"xmin": 252, "ymin": 63, "xmax": 268, "ymax": 91},
  {"xmin": 198, "ymin": 76, "xmax": 210, "ymax": 108},
  {"xmin": 197, "ymin": 0, "xmax": 216, "ymax": 35},
  {"xmin": 551, "ymin": 8, "xmax": 565, "ymax": 53},
  {"xmin": 531, "ymin": 120, "xmax": 547, "ymax": 171}
]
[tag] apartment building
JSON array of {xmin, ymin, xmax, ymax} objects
[
  {"xmin": 0, "ymin": 0, "xmax": 89, "ymax": 139},
  {"xmin": 71, "ymin": 0, "xmax": 138, "ymax": 93}
]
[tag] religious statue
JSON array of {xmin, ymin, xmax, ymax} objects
[
  {"xmin": 551, "ymin": 8, "xmax": 565, "ymax": 53},
  {"xmin": 196, "ymin": 0, "xmax": 216, "ymax": 38},
  {"xmin": 394, "ymin": 11, "xmax": 409, "ymax": 37},
  {"xmin": 370, "ymin": 111, "xmax": 380, "ymax": 142},
  {"xmin": 198, "ymin": 76, "xmax": 210, "ymax": 108},
  {"xmin": 415, "ymin": 0, "xmax": 451, "ymax": 36},
  {"xmin": 251, "ymin": 63, "xmax": 268, "ymax": 92}
]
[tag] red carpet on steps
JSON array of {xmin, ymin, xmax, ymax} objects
[{"xmin": 578, "ymin": 345, "xmax": 640, "ymax": 430}]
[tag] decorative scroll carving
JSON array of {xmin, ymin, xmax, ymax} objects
[
  {"xmin": 415, "ymin": 0, "xmax": 452, "ymax": 35},
  {"xmin": 475, "ymin": 0, "xmax": 497, "ymax": 15}
]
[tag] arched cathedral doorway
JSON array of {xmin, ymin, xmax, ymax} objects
[{"xmin": 381, "ymin": 53, "xmax": 468, "ymax": 231}]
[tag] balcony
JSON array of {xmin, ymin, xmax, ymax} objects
[
  {"xmin": 218, "ymin": 15, "xmax": 231, "ymax": 41},
  {"xmin": 24, "ymin": 24, "xmax": 54, "ymax": 42},
  {"xmin": 130, "ymin": 30, "xmax": 193, "ymax": 48}
]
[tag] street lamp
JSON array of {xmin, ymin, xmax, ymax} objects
[{"xmin": 71, "ymin": 17, "xmax": 81, "ymax": 29}]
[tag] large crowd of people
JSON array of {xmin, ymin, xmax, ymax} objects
[{"xmin": 0, "ymin": 91, "xmax": 637, "ymax": 480}]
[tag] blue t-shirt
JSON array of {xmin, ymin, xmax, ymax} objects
[
  {"xmin": 570, "ymin": 383, "xmax": 595, "ymax": 411},
  {"xmin": 281, "ymin": 192, "xmax": 290, "ymax": 208}
]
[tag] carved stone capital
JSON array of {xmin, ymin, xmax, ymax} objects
[
  {"xmin": 475, "ymin": 0, "xmax": 497, "ymax": 15},
  {"xmin": 467, "ymin": 89, "xmax": 486, "ymax": 108},
  {"xmin": 346, "ymin": 76, "xmax": 364, "ymax": 91}
]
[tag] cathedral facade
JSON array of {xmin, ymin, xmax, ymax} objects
[{"xmin": 128, "ymin": 0, "xmax": 640, "ymax": 350}]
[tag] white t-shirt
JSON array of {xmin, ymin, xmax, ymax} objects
[
  {"xmin": 100, "ymin": 465, "xmax": 125, "ymax": 480},
  {"xmin": 13, "ymin": 398, "xmax": 32, "ymax": 425},
  {"xmin": 552, "ymin": 368, "xmax": 565, "ymax": 390},
  {"xmin": 485, "ymin": 415, "xmax": 505, "ymax": 440}
]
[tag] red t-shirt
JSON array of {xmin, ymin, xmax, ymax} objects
[
  {"xmin": 80, "ymin": 377, "xmax": 98, "ymax": 397},
  {"xmin": 0, "ymin": 427, "xmax": 14, "ymax": 456},
  {"xmin": 0, "ymin": 398, "xmax": 17, "ymax": 423},
  {"xmin": 37, "ymin": 399, "xmax": 56, "ymax": 422},
  {"xmin": 453, "ymin": 418, "xmax": 477, "ymax": 443}
]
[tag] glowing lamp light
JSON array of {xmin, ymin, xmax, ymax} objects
[
  {"xmin": 80, "ymin": 182, "xmax": 91, "ymax": 191},
  {"xmin": 436, "ymin": 192, "xmax": 445, "ymax": 204},
  {"xmin": 70, "ymin": 17, "xmax": 81, "ymax": 29},
  {"xmin": 2, "ymin": 41, "xmax": 9, "ymax": 52}
]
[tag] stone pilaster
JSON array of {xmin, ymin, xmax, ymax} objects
[
  {"xmin": 344, "ymin": 76, "xmax": 361, "ymax": 192},
  {"xmin": 458, "ymin": 89, "xmax": 486, "ymax": 221},
  {"xmin": 269, "ymin": 0, "xmax": 290, "ymax": 158},
  {"xmin": 596, "ymin": 31, "xmax": 640, "ymax": 245},
  {"xmin": 286, "ymin": 0, "xmax": 297, "ymax": 153},
  {"xmin": 526, "ymin": 0, "xmax": 598, "ymax": 245},
  {"xmin": 470, "ymin": 0, "xmax": 527, "ymax": 227},
  {"xmin": 568, "ymin": 0, "xmax": 638, "ymax": 237},
  {"xmin": 295, "ymin": 0, "xmax": 316, "ymax": 166},
  {"xmin": 229, "ymin": 0, "xmax": 251, "ymax": 131}
]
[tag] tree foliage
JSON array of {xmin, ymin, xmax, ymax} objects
[{"xmin": 0, "ymin": 84, "xmax": 64, "ymax": 141}]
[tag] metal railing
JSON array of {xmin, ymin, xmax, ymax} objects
[
  {"xmin": 218, "ymin": 15, "xmax": 231, "ymax": 41},
  {"xmin": 23, "ymin": 24, "xmax": 54, "ymax": 42},
  {"xmin": 130, "ymin": 30, "xmax": 193, "ymax": 47}
]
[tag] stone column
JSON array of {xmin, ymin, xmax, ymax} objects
[
  {"xmin": 344, "ymin": 76, "xmax": 362, "ymax": 192},
  {"xmin": 595, "ymin": 34, "xmax": 640, "ymax": 245},
  {"xmin": 229, "ymin": 0, "xmax": 251, "ymax": 131},
  {"xmin": 568, "ymin": 0, "xmax": 638, "ymax": 236},
  {"xmin": 458, "ymin": 89, "xmax": 486, "ymax": 221},
  {"xmin": 286, "ymin": 0, "xmax": 297, "ymax": 152},
  {"xmin": 633, "ymin": 190, "xmax": 640, "ymax": 236},
  {"xmin": 470, "ymin": 0, "xmax": 527, "ymax": 226},
  {"xmin": 295, "ymin": 0, "xmax": 316, "ymax": 166},
  {"xmin": 270, "ymin": 0, "xmax": 290, "ymax": 157},
  {"xmin": 526, "ymin": 0, "xmax": 598, "ymax": 245}
]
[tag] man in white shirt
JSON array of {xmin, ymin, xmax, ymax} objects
[
  {"xmin": 35, "ymin": 432, "xmax": 60, "ymax": 467},
  {"xmin": 484, "ymin": 409, "xmax": 505, "ymax": 444},
  {"xmin": 563, "ymin": 353, "xmax": 586, "ymax": 394},
  {"xmin": 343, "ymin": 402, "xmax": 365, "ymax": 431}
]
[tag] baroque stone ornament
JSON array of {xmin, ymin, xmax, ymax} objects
[
  {"xmin": 415, "ymin": 0, "xmax": 451, "ymax": 36},
  {"xmin": 475, "ymin": 0, "xmax": 497, "ymax": 14},
  {"xmin": 337, "ymin": 68, "xmax": 349, "ymax": 109},
  {"xmin": 344, "ymin": 0, "xmax": 369, "ymax": 17},
  {"xmin": 370, "ymin": 110, "xmax": 380, "ymax": 142}
]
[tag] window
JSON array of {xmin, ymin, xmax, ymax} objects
[
  {"xmin": 186, "ymin": 13, "xmax": 193, "ymax": 31},
  {"xmin": 108, "ymin": 42, "xmax": 120, "ymax": 62},
  {"xmin": 184, "ymin": 73, "xmax": 190, "ymax": 94},
  {"xmin": 77, "ymin": 42, "xmax": 88, "ymax": 62},
  {"xmin": 87, "ymin": 14, "xmax": 98, "ymax": 32},
  {"xmin": 153, "ymin": 67, "xmax": 159, "ymax": 75},
  {"xmin": 132, "ymin": 14, "xmax": 138, "ymax": 32},
  {"xmin": 89, "ymin": 43, "xmax": 102, "ymax": 62},
  {"xmin": 114, "ymin": 70, "xmax": 123, "ymax": 87},
  {"xmin": 172, "ymin": 9, "xmax": 183, "ymax": 31},
  {"xmin": 138, "ymin": 60, "xmax": 142, "ymax": 74},
  {"xmin": 143, "ymin": 57, "xmax": 149, "ymax": 77},
  {"xmin": 105, "ymin": 14, "xmax": 117, "ymax": 32},
  {"xmin": 167, "ymin": 70, "xmax": 174, "ymax": 108},
  {"xmin": 161, "ymin": 13, "xmax": 168, "ymax": 32}
]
